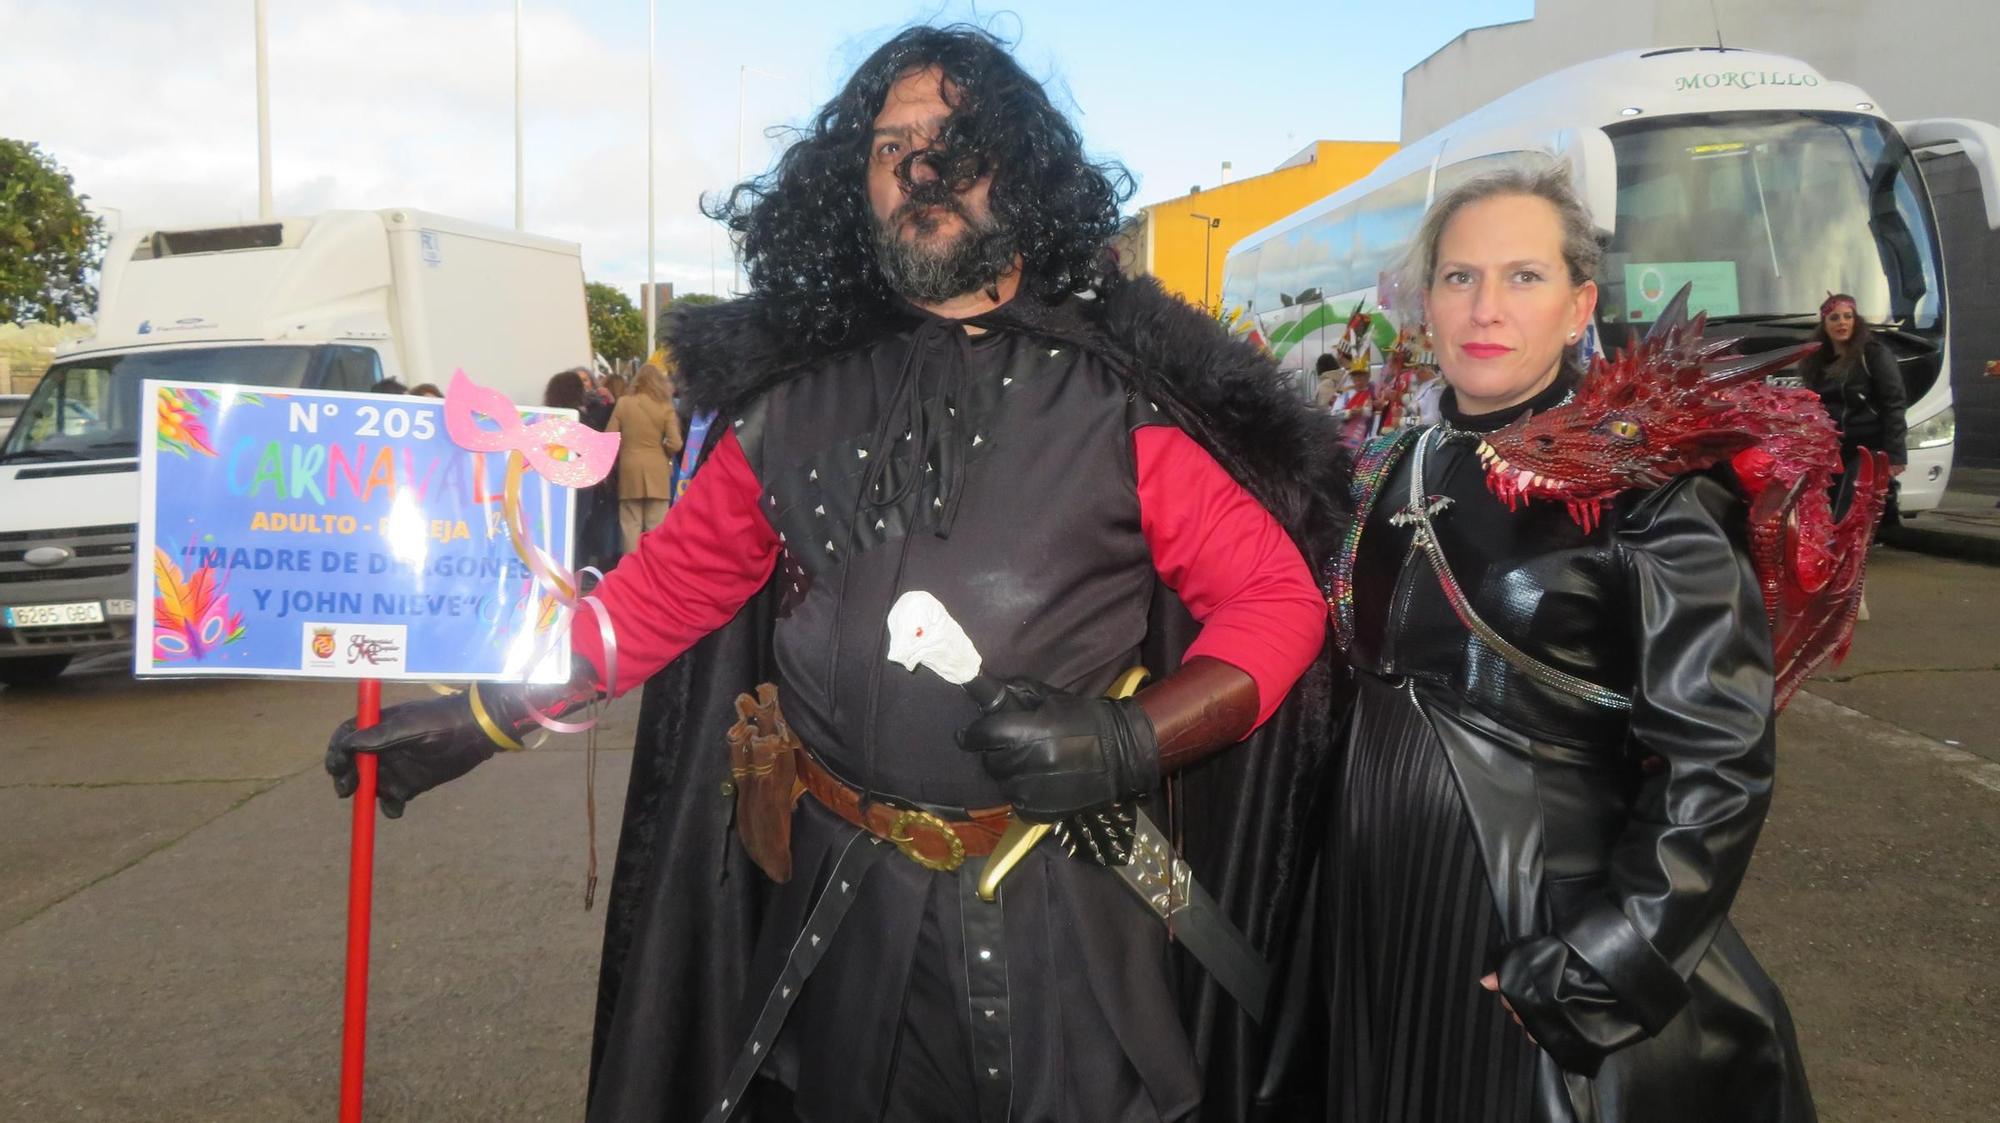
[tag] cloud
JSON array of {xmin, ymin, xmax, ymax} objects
[{"xmin": 0, "ymin": 0, "xmax": 738, "ymax": 301}]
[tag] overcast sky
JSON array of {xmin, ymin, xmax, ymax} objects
[{"xmin": 1, "ymin": 0, "xmax": 1527, "ymax": 303}]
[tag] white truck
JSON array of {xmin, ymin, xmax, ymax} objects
[{"xmin": 0, "ymin": 208, "xmax": 592, "ymax": 685}]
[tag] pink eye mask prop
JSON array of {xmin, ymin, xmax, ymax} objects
[
  {"xmin": 441, "ymin": 368, "xmax": 621, "ymax": 732},
  {"xmin": 444, "ymin": 369, "xmax": 619, "ymax": 489}
]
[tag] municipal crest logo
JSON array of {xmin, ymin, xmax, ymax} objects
[{"xmin": 310, "ymin": 626, "xmax": 336, "ymax": 660}]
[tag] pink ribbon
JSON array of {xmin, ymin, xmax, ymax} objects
[{"xmin": 441, "ymin": 370, "xmax": 624, "ymax": 733}]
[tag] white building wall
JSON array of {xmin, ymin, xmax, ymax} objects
[{"xmin": 1402, "ymin": 0, "xmax": 2000, "ymax": 142}]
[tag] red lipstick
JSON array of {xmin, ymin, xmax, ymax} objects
[{"xmin": 1461, "ymin": 342, "xmax": 1513, "ymax": 359}]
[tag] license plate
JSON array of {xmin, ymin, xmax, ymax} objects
[{"xmin": 5, "ymin": 602, "xmax": 107, "ymax": 628}]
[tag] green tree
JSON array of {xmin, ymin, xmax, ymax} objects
[
  {"xmin": 585, "ymin": 281, "xmax": 645, "ymax": 362},
  {"xmin": 0, "ymin": 140, "xmax": 107, "ymax": 325}
]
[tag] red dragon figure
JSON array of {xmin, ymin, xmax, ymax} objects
[{"xmin": 1472, "ymin": 287, "xmax": 1889, "ymax": 709}]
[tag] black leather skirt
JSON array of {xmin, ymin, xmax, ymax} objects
[{"xmin": 1318, "ymin": 674, "xmax": 1538, "ymax": 1122}]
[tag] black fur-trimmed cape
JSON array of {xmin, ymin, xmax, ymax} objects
[{"xmin": 586, "ymin": 275, "xmax": 1349, "ymax": 1122}]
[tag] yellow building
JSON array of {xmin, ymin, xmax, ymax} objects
[{"xmin": 1123, "ymin": 140, "xmax": 1398, "ymax": 313}]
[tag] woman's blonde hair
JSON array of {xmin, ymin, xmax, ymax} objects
[
  {"xmin": 1391, "ymin": 163, "xmax": 1601, "ymax": 330},
  {"xmin": 633, "ymin": 362, "xmax": 672, "ymax": 402}
]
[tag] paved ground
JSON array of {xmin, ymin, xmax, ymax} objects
[{"xmin": 0, "ymin": 545, "xmax": 1994, "ymax": 1121}]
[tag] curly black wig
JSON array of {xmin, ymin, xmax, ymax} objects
[{"xmin": 707, "ymin": 24, "xmax": 1135, "ymax": 350}]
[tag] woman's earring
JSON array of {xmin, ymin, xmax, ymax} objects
[{"xmin": 1568, "ymin": 331, "xmax": 1579, "ymax": 342}]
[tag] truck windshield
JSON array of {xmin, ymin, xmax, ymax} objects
[
  {"xmin": 1599, "ymin": 111, "xmax": 1944, "ymax": 343},
  {"xmin": 0, "ymin": 345, "xmax": 320, "ymax": 463}
]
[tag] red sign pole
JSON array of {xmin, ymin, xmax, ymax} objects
[{"xmin": 339, "ymin": 678, "xmax": 382, "ymax": 1122}]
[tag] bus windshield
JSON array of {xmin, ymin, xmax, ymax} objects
[
  {"xmin": 1600, "ymin": 111, "xmax": 1943, "ymax": 338},
  {"xmin": 0, "ymin": 345, "xmax": 349, "ymax": 464}
]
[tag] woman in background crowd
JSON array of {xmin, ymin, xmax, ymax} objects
[
  {"xmin": 1799, "ymin": 293, "xmax": 1907, "ymax": 528},
  {"xmin": 606, "ymin": 362, "xmax": 682, "ymax": 554},
  {"xmin": 543, "ymin": 371, "xmax": 615, "ymax": 570}
]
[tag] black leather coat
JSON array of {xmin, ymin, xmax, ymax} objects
[
  {"xmin": 1344, "ymin": 410, "xmax": 1817, "ymax": 1123},
  {"xmin": 1798, "ymin": 336, "xmax": 1907, "ymax": 465}
]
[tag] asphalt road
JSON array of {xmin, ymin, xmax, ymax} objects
[{"xmin": 0, "ymin": 544, "xmax": 1994, "ymax": 1121}]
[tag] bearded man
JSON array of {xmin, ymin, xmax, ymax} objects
[{"xmin": 327, "ymin": 25, "xmax": 1344, "ymax": 1123}]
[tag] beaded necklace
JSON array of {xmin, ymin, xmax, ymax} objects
[{"xmin": 1324, "ymin": 425, "xmax": 1424, "ymax": 649}]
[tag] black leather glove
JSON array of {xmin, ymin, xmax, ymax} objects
[
  {"xmin": 325, "ymin": 660, "xmax": 601, "ymax": 818},
  {"xmin": 956, "ymin": 678, "xmax": 1160, "ymax": 822},
  {"xmin": 325, "ymin": 693, "xmax": 500, "ymax": 819}
]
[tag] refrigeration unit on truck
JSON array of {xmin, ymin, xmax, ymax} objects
[{"xmin": 0, "ymin": 208, "xmax": 592, "ymax": 685}]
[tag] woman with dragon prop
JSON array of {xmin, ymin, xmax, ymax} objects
[{"xmin": 1278, "ymin": 165, "xmax": 1883, "ymax": 1122}]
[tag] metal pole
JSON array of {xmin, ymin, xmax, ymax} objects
[
  {"xmin": 646, "ymin": 0, "xmax": 657, "ymax": 357},
  {"xmin": 1191, "ymin": 214, "xmax": 1219, "ymax": 313},
  {"xmin": 524, "ymin": 0, "xmax": 532, "ymax": 228},
  {"xmin": 254, "ymin": 0, "xmax": 272, "ymax": 220},
  {"xmin": 735, "ymin": 65, "xmax": 746, "ymax": 294}
]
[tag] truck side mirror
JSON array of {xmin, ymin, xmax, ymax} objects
[{"xmin": 1899, "ymin": 117, "xmax": 2000, "ymax": 230}]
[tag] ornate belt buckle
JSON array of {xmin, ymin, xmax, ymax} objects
[{"xmin": 887, "ymin": 808, "xmax": 966, "ymax": 872}]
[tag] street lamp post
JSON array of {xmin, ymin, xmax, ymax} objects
[{"xmin": 1189, "ymin": 212, "xmax": 1221, "ymax": 313}]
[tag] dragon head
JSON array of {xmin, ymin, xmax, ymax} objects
[{"xmin": 1475, "ymin": 286, "xmax": 1821, "ymax": 532}]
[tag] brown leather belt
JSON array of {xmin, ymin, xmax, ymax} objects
[{"xmin": 796, "ymin": 750, "xmax": 1012, "ymax": 872}]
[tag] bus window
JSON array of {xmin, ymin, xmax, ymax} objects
[
  {"xmin": 1351, "ymin": 169, "xmax": 1431, "ymax": 290},
  {"xmin": 1602, "ymin": 111, "xmax": 1944, "ymax": 340},
  {"xmin": 1220, "ymin": 244, "xmax": 1261, "ymax": 319}
]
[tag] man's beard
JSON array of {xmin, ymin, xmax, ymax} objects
[{"xmin": 871, "ymin": 201, "xmax": 1019, "ymax": 304}]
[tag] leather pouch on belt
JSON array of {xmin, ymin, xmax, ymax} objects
[{"xmin": 726, "ymin": 683, "xmax": 805, "ymax": 883}]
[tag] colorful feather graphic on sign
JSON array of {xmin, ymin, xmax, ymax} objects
[
  {"xmin": 155, "ymin": 387, "xmax": 267, "ymax": 459},
  {"xmin": 152, "ymin": 547, "xmax": 247, "ymax": 662},
  {"xmin": 156, "ymin": 387, "xmax": 219, "ymax": 459}
]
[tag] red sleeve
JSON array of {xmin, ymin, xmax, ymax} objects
[
  {"xmin": 571, "ymin": 427, "xmax": 779, "ymax": 696},
  {"xmin": 1136, "ymin": 425, "xmax": 1326, "ymax": 727}
]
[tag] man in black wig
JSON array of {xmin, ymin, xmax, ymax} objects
[{"xmin": 328, "ymin": 24, "xmax": 1344, "ymax": 1122}]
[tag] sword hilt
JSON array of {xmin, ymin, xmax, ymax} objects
[{"xmin": 975, "ymin": 666, "xmax": 1150, "ymax": 902}]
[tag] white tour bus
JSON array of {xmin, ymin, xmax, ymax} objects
[{"xmin": 1221, "ymin": 46, "xmax": 2000, "ymax": 512}]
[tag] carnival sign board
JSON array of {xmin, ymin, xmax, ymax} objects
[{"xmin": 135, "ymin": 380, "xmax": 577, "ymax": 681}]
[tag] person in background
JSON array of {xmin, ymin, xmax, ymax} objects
[
  {"xmin": 543, "ymin": 370, "xmax": 587, "ymax": 414},
  {"xmin": 1328, "ymin": 366, "xmax": 1374, "ymax": 448},
  {"xmin": 1799, "ymin": 293, "xmax": 1907, "ymax": 529},
  {"xmin": 1314, "ymin": 352, "xmax": 1343, "ymax": 408},
  {"xmin": 1374, "ymin": 350, "xmax": 1413, "ymax": 434},
  {"xmin": 603, "ymin": 373, "xmax": 629, "ymax": 404},
  {"xmin": 575, "ymin": 367, "xmax": 615, "ymax": 430},
  {"xmin": 607, "ymin": 362, "xmax": 683, "ymax": 554},
  {"xmin": 543, "ymin": 371, "xmax": 616, "ymax": 571},
  {"xmin": 409, "ymin": 383, "xmax": 444, "ymax": 398},
  {"xmin": 371, "ymin": 378, "xmax": 408, "ymax": 395},
  {"xmin": 1402, "ymin": 361, "xmax": 1445, "ymax": 428}
]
